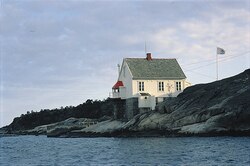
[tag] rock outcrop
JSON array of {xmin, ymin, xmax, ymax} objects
[
  {"xmin": 2, "ymin": 69, "xmax": 250, "ymax": 137},
  {"xmin": 66, "ymin": 69, "xmax": 250, "ymax": 137},
  {"xmin": 155, "ymin": 68, "xmax": 250, "ymax": 135}
]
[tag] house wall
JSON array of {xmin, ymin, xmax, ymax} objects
[
  {"xmin": 138, "ymin": 96, "xmax": 156, "ymax": 110},
  {"xmin": 118, "ymin": 62, "xmax": 133, "ymax": 99},
  {"xmin": 125, "ymin": 98, "xmax": 139, "ymax": 120},
  {"xmin": 131, "ymin": 79, "xmax": 189, "ymax": 97},
  {"xmin": 112, "ymin": 98, "xmax": 126, "ymax": 120}
]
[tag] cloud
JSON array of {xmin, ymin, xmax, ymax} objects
[
  {"xmin": 147, "ymin": 5, "xmax": 250, "ymax": 61},
  {"xmin": 120, "ymin": 3, "xmax": 250, "ymax": 84},
  {"xmin": 1, "ymin": 0, "xmax": 250, "ymax": 126}
]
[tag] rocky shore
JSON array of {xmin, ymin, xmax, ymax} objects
[{"xmin": 2, "ymin": 69, "xmax": 250, "ymax": 137}]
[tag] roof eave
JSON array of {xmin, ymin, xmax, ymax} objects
[{"xmin": 132, "ymin": 77, "xmax": 187, "ymax": 80}]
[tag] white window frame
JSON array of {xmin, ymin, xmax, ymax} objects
[
  {"xmin": 176, "ymin": 81, "xmax": 182, "ymax": 91},
  {"xmin": 138, "ymin": 81, "xmax": 144, "ymax": 91},
  {"xmin": 158, "ymin": 81, "xmax": 164, "ymax": 91}
]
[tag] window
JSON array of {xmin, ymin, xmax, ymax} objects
[
  {"xmin": 113, "ymin": 89, "xmax": 119, "ymax": 93},
  {"xmin": 176, "ymin": 82, "xmax": 182, "ymax": 91},
  {"xmin": 158, "ymin": 82, "xmax": 164, "ymax": 91},
  {"xmin": 138, "ymin": 82, "xmax": 144, "ymax": 91}
]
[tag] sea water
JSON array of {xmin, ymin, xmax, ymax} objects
[{"xmin": 0, "ymin": 136, "xmax": 250, "ymax": 165}]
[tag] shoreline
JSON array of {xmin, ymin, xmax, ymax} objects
[{"xmin": 2, "ymin": 129, "xmax": 250, "ymax": 138}]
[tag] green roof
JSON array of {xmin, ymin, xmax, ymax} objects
[{"xmin": 125, "ymin": 58, "xmax": 186, "ymax": 80}]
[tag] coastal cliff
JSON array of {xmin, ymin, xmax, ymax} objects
[
  {"xmin": 2, "ymin": 69, "xmax": 250, "ymax": 137},
  {"xmin": 48, "ymin": 69, "xmax": 250, "ymax": 137}
]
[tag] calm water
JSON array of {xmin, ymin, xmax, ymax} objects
[{"xmin": 0, "ymin": 136, "xmax": 250, "ymax": 165}]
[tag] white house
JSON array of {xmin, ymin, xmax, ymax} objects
[{"xmin": 112, "ymin": 53, "xmax": 191, "ymax": 116}]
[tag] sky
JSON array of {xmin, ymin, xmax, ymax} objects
[{"xmin": 0, "ymin": 0, "xmax": 250, "ymax": 127}]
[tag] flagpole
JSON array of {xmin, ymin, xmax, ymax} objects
[
  {"xmin": 216, "ymin": 49, "xmax": 218, "ymax": 81},
  {"xmin": 216, "ymin": 47, "xmax": 225, "ymax": 81}
]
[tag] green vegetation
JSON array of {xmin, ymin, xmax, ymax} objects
[{"xmin": 7, "ymin": 98, "xmax": 114, "ymax": 132}]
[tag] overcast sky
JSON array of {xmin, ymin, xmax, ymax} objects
[{"xmin": 1, "ymin": 0, "xmax": 250, "ymax": 127}]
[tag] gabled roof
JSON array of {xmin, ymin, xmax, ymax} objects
[
  {"xmin": 139, "ymin": 93, "xmax": 151, "ymax": 96},
  {"xmin": 112, "ymin": 81, "xmax": 124, "ymax": 89},
  {"xmin": 124, "ymin": 58, "xmax": 186, "ymax": 80}
]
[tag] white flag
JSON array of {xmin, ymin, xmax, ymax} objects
[{"xmin": 217, "ymin": 47, "xmax": 225, "ymax": 54}]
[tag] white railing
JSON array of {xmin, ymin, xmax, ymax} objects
[{"xmin": 111, "ymin": 92, "xmax": 121, "ymax": 98}]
